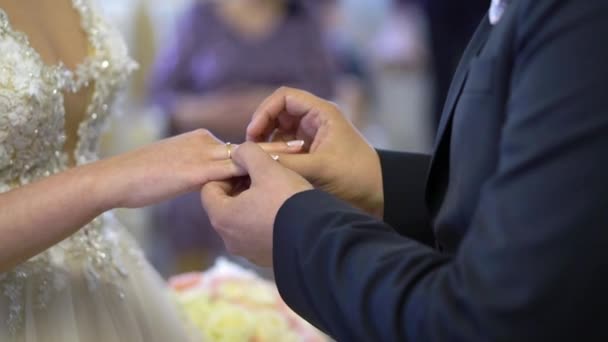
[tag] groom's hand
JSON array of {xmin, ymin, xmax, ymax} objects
[
  {"xmin": 247, "ymin": 87, "xmax": 384, "ymax": 218},
  {"xmin": 200, "ymin": 142, "xmax": 313, "ymax": 267}
]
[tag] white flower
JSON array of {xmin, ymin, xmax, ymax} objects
[
  {"xmin": 171, "ymin": 258, "xmax": 328, "ymax": 342},
  {"xmin": 204, "ymin": 303, "xmax": 256, "ymax": 342},
  {"xmin": 254, "ymin": 310, "xmax": 298, "ymax": 342}
]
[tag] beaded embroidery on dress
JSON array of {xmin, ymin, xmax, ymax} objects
[{"xmin": 0, "ymin": 1, "xmax": 196, "ymax": 341}]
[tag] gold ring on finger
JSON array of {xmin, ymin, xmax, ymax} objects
[{"xmin": 225, "ymin": 142, "xmax": 233, "ymax": 159}]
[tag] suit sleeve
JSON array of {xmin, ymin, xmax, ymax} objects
[
  {"xmin": 376, "ymin": 150, "xmax": 433, "ymax": 245},
  {"xmin": 273, "ymin": 2, "xmax": 608, "ymax": 341}
]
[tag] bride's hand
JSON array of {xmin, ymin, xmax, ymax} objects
[{"xmin": 93, "ymin": 129, "xmax": 300, "ymax": 209}]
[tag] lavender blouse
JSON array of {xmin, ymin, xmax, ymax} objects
[{"xmin": 148, "ymin": 2, "xmax": 335, "ymax": 117}]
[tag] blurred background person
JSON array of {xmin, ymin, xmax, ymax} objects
[
  {"xmin": 147, "ymin": 0, "xmax": 335, "ymax": 274},
  {"xmin": 148, "ymin": 0, "xmax": 334, "ymax": 143},
  {"xmin": 368, "ymin": 0, "xmax": 432, "ymax": 152},
  {"xmin": 319, "ymin": 0, "xmax": 375, "ymax": 133},
  {"xmin": 366, "ymin": 0, "xmax": 488, "ymax": 149}
]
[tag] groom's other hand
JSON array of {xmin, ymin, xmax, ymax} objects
[
  {"xmin": 247, "ymin": 87, "xmax": 384, "ymax": 217},
  {"xmin": 200, "ymin": 142, "xmax": 313, "ymax": 266}
]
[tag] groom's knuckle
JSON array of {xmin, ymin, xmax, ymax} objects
[
  {"xmin": 220, "ymin": 237, "xmax": 236, "ymax": 254},
  {"xmin": 325, "ymin": 101, "xmax": 342, "ymax": 115},
  {"xmin": 276, "ymin": 86, "xmax": 290, "ymax": 95},
  {"xmin": 208, "ymin": 215, "xmax": 220, "ymax": 229},
  {"xmin": 225, "ymin": 243, "xmax": 237, "ymax": 255},
  {"xmin": 208, "ymin": 214, "xmax": 222, "ymax": 229},
  {"xmin": 209, "ymin": 211, "xmax": 227, "ymax": 229}
]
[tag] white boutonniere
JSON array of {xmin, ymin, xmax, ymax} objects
[{"xmin": 489, "ymin": 0, "xmax": 510, "ymax": 25}]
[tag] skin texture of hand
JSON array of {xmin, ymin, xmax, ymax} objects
[
  {"xmin": 247, "ymin": 87, "xmax": 385, "ymax": 218},
  {"xmin": 200, "ymin": 142, "xmax": 313, "ymax": 267},
  {"xmin": 95, "ymin": 129, "xmax": 300, "ymax": 210}
]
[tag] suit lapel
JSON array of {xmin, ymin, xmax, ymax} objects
[
  {"xmin": 432, "ymin": 17, "xmax": 492, "ymax": 151},
  {"xmin": 425, "ymin": 16, "xmax": 492, "ymax": 217}
]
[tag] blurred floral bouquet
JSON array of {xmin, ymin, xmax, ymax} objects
[{"xmin": 169, "ymin": 258, "xmax": 328, "ymax": 342}]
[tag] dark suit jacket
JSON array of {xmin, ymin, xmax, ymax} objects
[
  {"xmin": 272, "ymin": 1, "xmax": 608, "ymax": 341},
  {"xmin": 418, "ymin": 0, "xmax": 490, "ymax": 129}
]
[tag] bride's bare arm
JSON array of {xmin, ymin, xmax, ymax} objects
[
  {"xmin": 0, "ymin": 161, "xmax": 118, "ymax": 271},
  {"xmin": 0, "ymin": 129, "xmax": 251, "ymax": 272}
]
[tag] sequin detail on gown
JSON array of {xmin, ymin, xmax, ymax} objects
[{"xmin": 0, "ymin": 1, "xmax": 189, "ymax": 339}]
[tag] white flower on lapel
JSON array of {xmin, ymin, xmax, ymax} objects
[{"xmin": 489, "ymin": 0, "xmax": 509, "ymax": 25}]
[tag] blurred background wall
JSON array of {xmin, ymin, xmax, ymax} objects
[{"xmin": 95, "ymin": 0, "xmax": 488, "ymax": 277}]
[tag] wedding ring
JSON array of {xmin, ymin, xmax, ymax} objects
[{"xmin": 225, "ymin": 142, "xmax": 233, "ymax": 159}]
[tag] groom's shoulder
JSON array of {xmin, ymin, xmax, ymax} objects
[
  {"xmin": 514, "ymin": 0, "xmax": 608, "ymax": 30},
  {"xmin": 508, "ymin": 0, "xmax": 608, "ymax": 50},
  {"xmin": 515, "ymin": 0, "xmax": 607, "ymax": 15}
]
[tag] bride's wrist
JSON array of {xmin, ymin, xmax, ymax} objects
[{"xmin": 85, "ymin": 157, "xmax": 125, "ymax": 212}]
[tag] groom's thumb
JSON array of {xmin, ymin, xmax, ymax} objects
[{"xmin": 231, "ymin": 142, "xmax": 280, "ymax": 182}]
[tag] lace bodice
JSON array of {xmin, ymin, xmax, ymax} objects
[
  {"xmin": 0, "ymin": 0, "xmax": 138, "ymax": 334},
  {"xmin": 0, "ymin": 0, "xmax": 136, "ymax": 187}
]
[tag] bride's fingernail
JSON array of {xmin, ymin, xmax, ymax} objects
[
  {"xmin": 287, "ymin": 140, "xmax": 305, "ymax": 148},
  {"xmin": 271, "ymin": 154, "xmax": 280, "ymax": 161}
]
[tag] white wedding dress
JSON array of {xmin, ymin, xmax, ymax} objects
[{"xmin": 0, "ymin": 1, "xmax": 198, "ymax": 341}]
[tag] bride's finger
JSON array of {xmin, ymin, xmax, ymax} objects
[
  {"xmin": 258, "ymin": 140, "xmax": 305, "ymax": 154},
  {"xmin": 202, "ymin": 159, "xmax": 247, "ymax": 181},
  {"xmin": 210, "ymin": 140, "xmax": 305, "ymax": 161},
  {"xmin": 209, "ymin": 142, "xmax": 240, "ymax": 160}
]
